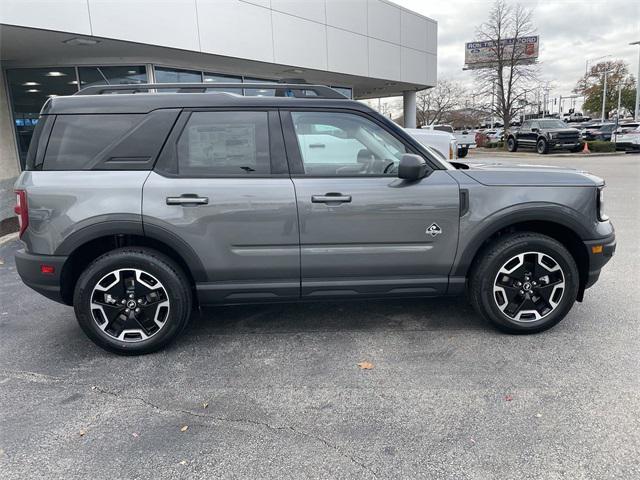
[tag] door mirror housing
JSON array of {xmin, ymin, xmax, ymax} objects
[
  {"xmin": 531, "ymin": 127, "xmax": 539, "ymax": 132},
  {"xmin": 398, "ymin": 154, "xmax": 431, "ymax": 181}
]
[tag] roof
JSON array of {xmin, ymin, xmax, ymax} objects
[{"xmin": 43, "ymin": 83, "xmax": 373, "ymax": 115}]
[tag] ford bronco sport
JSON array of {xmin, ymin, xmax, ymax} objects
[{"xmin": 14, "ymin": 83, "xmax": 616, "ymax": 355}]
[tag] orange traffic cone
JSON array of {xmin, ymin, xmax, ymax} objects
[{"xmin": 582, "ymin": 142, "xmax": 590, "ymax": 154}]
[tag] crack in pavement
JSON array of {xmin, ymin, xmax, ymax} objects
[{"xmin": 0, "ymin": 369, "xmax": 379, "ymax": 478}]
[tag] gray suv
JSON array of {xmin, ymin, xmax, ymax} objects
[{"xmin": 13, "ymin": 83, "xmax": 616, "ymax": 355}]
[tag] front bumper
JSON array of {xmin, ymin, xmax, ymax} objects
[
  {"xmin": 15, "ymin": 249, "xmax": 69, "ymax": 304},
  {"xmin": 549, "ymin": 139, "xmax": 581, "ymax": 149},
  {"xmin": 583, "ymin": 233, "xmax": 616, "ymax": 289}
]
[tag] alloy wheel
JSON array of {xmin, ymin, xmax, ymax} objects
[
  {"xmin": 493, "ymin": 251, "xmax": 565, "ymax": 322},
  {"xmin": 90, "ymin": 268, "xmax": 170, "ymax": 342}
]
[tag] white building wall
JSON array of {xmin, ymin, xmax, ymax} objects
[{"xmin": 0, "ymin": 0, "xmax": 437, "ymax": 85}]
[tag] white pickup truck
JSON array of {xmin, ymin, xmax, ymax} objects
[
  {"xmin": 421, "ymin": 124, "xmax": 476, "ymax": 157},
  {"xmin": 404, "ymin": 128, "xmax": 458, "ymax": 162}
]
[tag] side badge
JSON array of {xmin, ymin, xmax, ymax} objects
[{"xmin": 426, "ymin": 223, "xmax": 442, "ymax": 237}]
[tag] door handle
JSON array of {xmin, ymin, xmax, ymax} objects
[
  {"xmin": 311, "ymin": 193, "xmax": 352, "ymax": 204},
  {"xmin": 166, "ymin": 194, "xmax": 209, "ymax": 206}
]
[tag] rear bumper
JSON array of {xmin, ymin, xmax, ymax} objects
[
  {"xmin": 15, "ymin": 249, "xmax": 68, "ymax": 304},
  {"xmin": 583, "ymin": 233, "xmax": 616, "ymax": 289}
]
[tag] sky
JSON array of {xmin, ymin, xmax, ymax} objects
[{"xmin": 391, "ymin": 0, "xmax": 640, "ymax": 113}]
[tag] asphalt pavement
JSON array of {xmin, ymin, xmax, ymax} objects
[{"xmin": 1, "ymin": 152, "xmax": 638, "ymax": 479}]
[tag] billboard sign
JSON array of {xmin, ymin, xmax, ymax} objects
[{"xmin": 464, "ymin": 36, "xmax": 539, "ymax": 69}]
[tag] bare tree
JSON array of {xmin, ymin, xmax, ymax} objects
[
  {"xmin": 416, "ymin": 80, "xmax": 463, "ymax": 126},
  {"xmin": 473, "ymin": 0, "xmax": 539, "ymax": 129}
]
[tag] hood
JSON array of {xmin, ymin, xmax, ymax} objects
[{"xmin": 456, "ymin": 160, "xmax": 604, "ymax": 187}]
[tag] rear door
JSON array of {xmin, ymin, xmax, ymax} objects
[
  {"xmin": 282, "ymin": 109, "xmax": 460, "ymax": 298},
  {"xmin": 143, "ymin": 109, "xmax": 300, "ymax": 304}
]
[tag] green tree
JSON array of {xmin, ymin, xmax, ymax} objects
[{"xmin": 574, "ymin": 60, "xmax": 636, "ymax": 119}]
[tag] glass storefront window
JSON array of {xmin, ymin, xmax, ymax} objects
[
  {"xmin": 203, "ymin": 72, "xmax": 242, "ymax": 94},
  {"xmin": 154, "ymin": 66, "xmax": 202, "ymax": 83},
  {"xmin": 331, "ymin": 86, "xmax": 353, "ymax": 99},
  {"xmin": 6, "ymin": 67, "xmax": 77, "ymax": 168},
  {"xmin": 78, "ymin": 66, "xmax": 147, "ymax": 88},
  {"xmin": 243, "ymin": 77, "xmax": 275, "ymax": 97}
]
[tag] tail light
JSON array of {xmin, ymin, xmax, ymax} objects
[{"xmin": 14, "ymin": 189, "xmax": 29, "ymax": 237}]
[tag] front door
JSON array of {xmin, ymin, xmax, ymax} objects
[
  {"xmin": 283, "ymin": 110, "xmax": 460, "ymax": 298},
  {"xmin": 143, "ymin": 109, "xmax": 300, "ymax": 304}
]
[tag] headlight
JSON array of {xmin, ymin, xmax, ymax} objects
[{"xmin": 597, "ymin": 187, "xmax": 608, "ymax": 221}]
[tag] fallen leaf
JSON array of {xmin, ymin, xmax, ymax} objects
[
  {"xmin": 202, "ymin": 402, "xmax": 209, "ymax": 409},
  {"xmin": 180, "ymin": 425, "xmax": 189, "ymax": 432},
  {"xmin": 357, "ymin": 361, "xmax": 374, "ymax": 370},
  {"xmin": 79, "ymin": 429, "xmax": 86, "ymax": 437},
  {"xmin": 179, "ymin": 460, "xmax": 187, "ymax": 465},
  {"xmin": 504, "ymin": 394, "xmax": 513, "ymax": 402},
  {"xmin": 0, "ymin": 258, "xmax": 5, "ymax": 265},
  {"xmin": 534, "ymin": 413, "xmax": 542, "ymax": 418},
  {"xmin": 132, "ymin": 432, "xmax": 139, "ymax": 438}
]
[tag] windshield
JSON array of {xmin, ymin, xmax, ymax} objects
[{"xmin": 537, "ymin": 119, "xmax": 567, "ymax": 129}]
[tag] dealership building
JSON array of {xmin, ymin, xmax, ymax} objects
[{"xmin": 0, "ymin": 0, "xmax": 437, "ymax": 232}]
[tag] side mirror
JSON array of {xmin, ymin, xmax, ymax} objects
[
  {"xmin": 531, "ymin": 127, "xmax": 539, "ymax": 132},
  {"xmin": 398, "ymin": 154, "xmax": 431, "ymax": 181}
]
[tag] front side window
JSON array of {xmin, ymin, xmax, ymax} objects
[
  {"xmin": 176, "ymin": 111, "xmax": 270, "ymax": 176},
  {"xmin": 291, "ymin": 111, "xmax": 409, "ymax": 176}
]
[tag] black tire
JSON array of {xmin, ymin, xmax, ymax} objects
[
  {"xmin": 468, "ymin": 232, "xmax": 579, "ymax": 334},
  {"xmin": 536, "ymin": 137, "xmax": 549, "ymax": 154},
  {"xmin": 73, "ymin": 247, "xmax": 193, "ymax": 355},
  {"xmin": 458, "ymin": 147, "xmax": 469, "ymax": 158},
  {"xmin": 506, "ymin": 137, "xmax": 518, "ymax": 152},
  {"xmin": 570, "ymin": 145, "xmax": 582, "ymax": 153}
]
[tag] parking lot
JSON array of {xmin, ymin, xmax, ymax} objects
[{"xmin": 0, "ymin": 152, "xmax": 638, "ymax": 479}]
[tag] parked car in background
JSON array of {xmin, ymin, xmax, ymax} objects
[
  {"xmin": 562, "ymin": 112, "xmax": 591, "ymax": 123},
  {"xmin": 582, "ymin": 123, "xmax": 617, "ymax": 142},
  {"xmin": 485, "ymin": 128, "xmax": 504, "ymax": 144},
  {"xmin": 420, "ymin": 124, "xmax": 475, "ymax": 158},
  {"xmin": 405, "ymin": 128, "xmax": 458, "ymax": 161},
  {"xmin": 506, "ymin": 119, "xmax": 581, "ymax": 154},
  {"xmin": 613, "ymin": 123, "xmax": 640, "ymax": 151},
  {"xmin": 453, "ymin": 129, "xmax": 476, "ymax": 157}
]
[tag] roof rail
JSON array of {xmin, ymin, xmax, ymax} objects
[{"xmin": 74, "ymin": 83, "xmax": 347, "ymax": 99}]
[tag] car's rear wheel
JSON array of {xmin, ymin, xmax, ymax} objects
[
  {"xmin": 458, "ymin": 147, "xmax": 469, "ymax": 158},
  {"xmin": 468, "ymin": 233, "xmax": 579, "ymax": 334},
  {"xmin": 73, "ymin": 247, "xmax": 192, "ymax": 355},
  {"xmin": 536, "ymin": 138, "xmax": 549, "ymax": 154},
  {"xmin": 507, "ymin": 137, "xmax": 518, "ymax": 152}
]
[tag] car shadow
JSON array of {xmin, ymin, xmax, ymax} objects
[{"xmin": 183, "ymin": 296, "xmax": 486, "ymax": 339}]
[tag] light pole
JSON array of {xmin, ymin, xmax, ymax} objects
[
  {"xmin": 631, "ymin": 41, "xmax": 640, "ymax": 121},
  {"xmin": 602, "ymin": 69, "xmax": 613, "ymax": 122}
]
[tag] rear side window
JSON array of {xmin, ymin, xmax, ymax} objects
[
  {"xmin": 44, "ymin": 114, "xmax": 143, "ymax": 170},
  {"xmin": 176, "ymin": 111, "xmax": 270, "ymax": 175}
]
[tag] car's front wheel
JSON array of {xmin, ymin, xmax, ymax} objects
[
  {"xmin": 468, "ymin": 233, "xmax": 579, "ymax": 334},
  {"xmin": 536, "ymin": 138, "xmax": 549, "ymax": 154},
  {"xmin": 506, "ymin": 137, "xmax": 518, "ymax": 152},
  {"xmin": 73, "ymin": 247, "xmax": 192, "ymax": 355}
]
